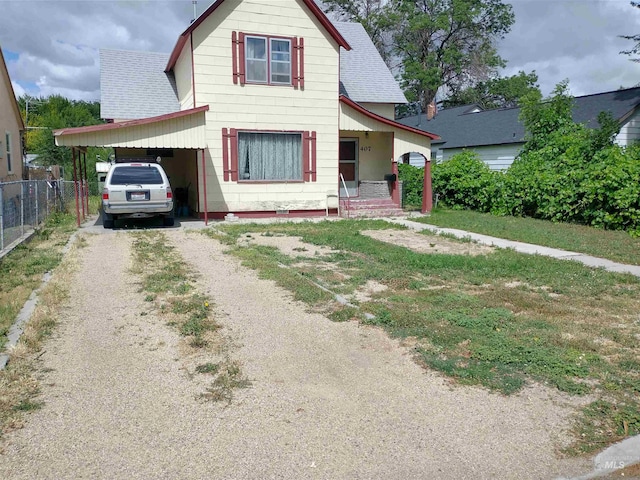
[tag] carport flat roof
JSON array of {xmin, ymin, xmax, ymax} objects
[{"xmin": 54, "ymin": 106, "xmax": 209, "ymax": 149}]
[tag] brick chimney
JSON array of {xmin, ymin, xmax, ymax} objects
[{"xmin": 426, "ymin": 100, "xmax": 437, "ymax": 120}]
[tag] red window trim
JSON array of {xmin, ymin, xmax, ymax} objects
[
  {"xmin": 231, "ymin": 31, "xmax": 304, "ymax": 89},
  {"xmin": 222, "ymin": 129, "xmax": 316, "ymax": 183}
]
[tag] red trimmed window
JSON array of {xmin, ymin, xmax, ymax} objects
[
  {"xmin": 232, "ymin": 32, "xmax": 304, "ymax": 88},
  {"xmin": 222, "ymin": 129, "xmax": 316, "ymax": 182}
]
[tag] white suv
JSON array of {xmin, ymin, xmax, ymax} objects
[{"xmin": 102, "ymin": 162, "xmax": 174, "ymax": 228}]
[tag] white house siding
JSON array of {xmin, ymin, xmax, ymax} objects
[
  {"xmin": 442, "ymin": 144, "xmax": 524, "ymax": 171},
  {"xmin": 339, "ymin": 102, "xmax": 431, "ymax": 167},
  {"xmin": 174, "ymin": 39, "xmax": 194, "ymax": 110},
  {"xmin": 359, "ymin": 102, "xmax": 396, "ymax": 120},
  {"xmin": 615, "ymin": 108, "xmax": 640, "ymax": 147},
  {"xmin": 0, "ymin": 56, "xmax": 22, "ymax": 182},
  {"xmin": 189, "ymin": 0, "xmax": 341, "ymax": 213},
  {"xmin": 55, "ymin": 112, "xmax": 207, "ymax": 149}
]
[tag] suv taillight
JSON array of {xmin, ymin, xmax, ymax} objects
[
  {"xmin": 166, "ymin": 187, "xmax": 172, "ymax": 199},
  {"xmin": 102, "ymin": 189, "xmax": 109, "ymax": 200}
]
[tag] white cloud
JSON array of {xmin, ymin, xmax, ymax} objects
[{"xmin": 11, "ymin": 80, "xmax": 25, "ymax": 98}]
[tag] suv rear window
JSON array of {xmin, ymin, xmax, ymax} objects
[{"xmin": 110, "ymin": 166, "xmax": 164, "ymax": 185}]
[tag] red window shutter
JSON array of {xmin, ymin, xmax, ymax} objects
[
  {"xmin": 222, "ymin": 128, "xmax": 230, "ymax": 181},
  {"xmin": 238, "ymin": 33, "xmax": 246, "ymax": 85},
  {"xmin": 298, "ymin": 37, "xmax": 304, "ymax": 89},
  {"xmin": 292, "ymin": 37, "xmax": 299, "ymax": 88},
  {"xmin": 230, "ymin": 128, "xmax": 239, "ymax": 181},
  {"xmin": 231, "ymin": 32, "xmax": 238, "ymax": 85},
  {"xmin": 310, "ymin": 131, "xmax": 317, "ymax": 182},
  {"xmin": 303, "ymin": 131, "xmax": 310, "ymax": 182}
]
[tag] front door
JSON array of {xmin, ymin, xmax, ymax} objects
[{"xmin": 339, "ymin": 138, "xmax": 358, "ymax": 197}]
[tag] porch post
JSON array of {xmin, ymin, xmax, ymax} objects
[
  {"xmin": 201, "ymin": 149, "xmax": 208, "ymax": 226},
  {"xmin": 72, "ymin": 148, "xmax": 80, "ymax": 227},
  {"xmin": 422, "ymin": 158, "xmax": 433, "ymax": 214},
  {"xmin": 83, "ymin": 150, "xmax": 89, "ymax": 216},
  {"xmin": 79, "ymin": 150, "xmax": 86, "ymax": 220},
  {"xmin": 391, "ymin": 159, "xmax": 400, "ymax": 206}
]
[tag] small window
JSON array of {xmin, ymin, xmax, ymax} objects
[
  {"xmin": 270, "ymin": 38, "xmax": 291, "ymax": 84},
  {"xmin": 246, "ymin": 36, "xmax": 267, "ymax": 83},
  {"xmin": 238, "ymin": 132, "xmax": 302, "ymax": 181},
  {"xmin": 245, "ymin": 35, "xmax": 291, "ymax": 85},
  {"xmin": 5, "ymin": 132, "xmax": 12, "ymax": 173},
  {"xmin": 110, "ymin": 166, "xmax": 163, "ymax": 185}
]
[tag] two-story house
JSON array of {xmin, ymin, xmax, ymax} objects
[
  {"xmin": 54, "ymin": 0, "xmax": 437, "ymax": 219},
  {"xmin": 0, "ymin": 46, "xmax": 24, "ymax": 182}
]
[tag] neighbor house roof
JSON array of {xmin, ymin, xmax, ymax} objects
[
  {"xmin": 165, "ymin": 0, "xmax": 351, "ymax": 71},
  {"xmin": 335, "ymin": 22, "xmax": 407, "ymax": 104},
  {"xmin": 0, "ymin": 46, "xmax": 25, "ymax": 130},
  {"xmin": 399, "ymin": 86, "xmax": 640, "ymax": 150},
  {"xmin": 100, "ymin": 49, "xmax": 179, "ymax": 120}
]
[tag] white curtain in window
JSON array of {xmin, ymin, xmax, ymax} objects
[
  {"xmin": 246, "ymin": 37, "xmax": 267, "ymax": 82},
  {"xmin": 238, "ymin": 132, "xmax": 302, "ymax": 181}
]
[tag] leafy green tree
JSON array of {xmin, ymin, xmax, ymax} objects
[
  {"xmin": 443, "ymin": 71, "xmax": 540, "ymax": 109},
  {"xmin": 390, "ymin": 0, "xmax": 515, "ymax": 113},
  {"xmin": 620, "ymin": 1, "xmax": 640, "ymax": 62},
  {"xmin": 18, "ymin": 95, "xmax": 110, "ymax": 181}
]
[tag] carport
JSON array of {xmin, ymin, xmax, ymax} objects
[{"xmin": 53, "ymin": 106, "xmax": 210, "ymax": 225}]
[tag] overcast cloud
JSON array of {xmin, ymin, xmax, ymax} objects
[{"xmin": 1, "ymin": 0, "xmax": 639, "ymax": 104}]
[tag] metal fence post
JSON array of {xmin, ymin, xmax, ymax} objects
[
  {"xmin": 0, "ymin": 185, "xmax": 4, "ymax": 252},
  {"xmin": 35, "ymin": 181, "xmax": 39, "ymax": 226},
  {"xmin": 20, "ymin": 181, "xmax": 25, "ymax": 236}
]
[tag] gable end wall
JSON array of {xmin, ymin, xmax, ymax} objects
[{"xmin": 190, "ymin": 0, "xmax": 341, "ymax": 212}]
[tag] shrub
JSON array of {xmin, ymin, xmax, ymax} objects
[
  {"xmin": 432, "ymin": 150, "xmax": 498, "ymax": 212},
  {"xmin": 398, "ymin": 162, "xmax": 424, "ymax": 209}
]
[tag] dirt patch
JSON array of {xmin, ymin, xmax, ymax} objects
[
  {"xmin": 351, "ymin": 279, "xmax": 389, "ymax": 303},
  {"xmin": 238, "ymin": 233, "xmax": 340, "ymax": 258},
  {"xmin": 361, "ymin": 229, "xmax": 493, "ymax": 256}
]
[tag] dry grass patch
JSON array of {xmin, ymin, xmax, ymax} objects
[
  {"xmin": 0, "ymin": 227, "xmax": 80, "ymax": 438},
  {"xmin": 238, "ymin": 232, "xmax": 340, "ymax": 258}
]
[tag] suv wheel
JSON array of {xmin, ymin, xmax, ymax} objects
[
  {"xmin": 163, "ymin": 216, "xmax": 175, "ymax": 227},
  {"xmin": 103, "ymin": 211, "xmax": 115, "ymax": 229}
]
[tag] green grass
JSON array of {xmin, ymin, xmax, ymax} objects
[
  {"xmin": 130, "ymin": 232, "xmax": 219, "ymax": 347},
  {"xmin": 0, "ymin": 212, "xmax": 76, "ymax": 350},
  {"xmin": 204, "ymin": 219, "xmax": 640, "ymax": 453},
  {"xmin": 414, "ymin": 208, "xmax": 640, "ymax": 265}
]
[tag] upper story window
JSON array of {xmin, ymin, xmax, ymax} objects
[
  {"xmin": 5, "ymin": 132, "xmax": 12, "ymax": 173},
  {"xmin": 245, "ymin": 36, "xmax": 292, "ymax": 85},
  {"xmin": 233, "ymin": 32, "xmax": 304, "ymax": 88}
]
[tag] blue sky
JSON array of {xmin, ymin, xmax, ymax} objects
[{"xmin": 1, "ymin": 0, "xmax": 639, "ymax": 103}]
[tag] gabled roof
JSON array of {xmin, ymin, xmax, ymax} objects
[
  {"xmin": 340, "ymin": 96, "xmax": 439, "ymax": 140},
  {"xmin": 399, "ymin": 86, "xmax": 640, "ymax": 150},
  {"xmin": 165, "ymin": 0, "xmax": 351, "ymax": 72},
  {"xmin": 335, "ymin": 22, "xmax": 407, "ymax": 104},
  {"xmin": 100, "ymin": 49, "xmax": 179, "ymax": 120},
  {"xmin": 0, "ymin": 46, "xmax": 25, "ymax": 131}
]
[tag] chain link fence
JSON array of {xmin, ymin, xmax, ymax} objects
[{"xmin": 0, "ymin": 180, "xmax": 86, "ymax": 253}]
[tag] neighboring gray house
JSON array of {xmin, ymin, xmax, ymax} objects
[{"xmin": 399, "ymin": 86, "xmax": 640, "ymax": 170}]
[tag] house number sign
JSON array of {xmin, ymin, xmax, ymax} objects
[{"xmin": 360, "ymin": 146, "xmax": 372, "ymax": 152}]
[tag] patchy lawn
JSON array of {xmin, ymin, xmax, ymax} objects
[
  {"xmin": 0, "ymin": 213, "xmax": 77, "ymax": 350},
  {"xmin": 413, "ymin": 209, "xmax": 640, "ymax": 266},
  {"xmin": 204, "ymin": 219, "xmax": 640, "ymax": 455}
]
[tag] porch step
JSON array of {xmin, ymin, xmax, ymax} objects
[{"xmin": 340, "ymin": 198, "xmax": 405, "ymax": 218}]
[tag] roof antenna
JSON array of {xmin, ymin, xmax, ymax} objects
[{"xmin": 191, "ymin": 0, "xmax": 197, "ymax": 23}]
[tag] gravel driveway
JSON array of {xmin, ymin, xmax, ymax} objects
[{"xmin": 0, "ymin": 227, "xmax": 592, "ymax": 479}]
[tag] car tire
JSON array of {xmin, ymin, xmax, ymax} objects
[
  {"xmin": 163, "ymin": 216, "xmax": 175, "ymax": 227},
  {"xmin": 102, "ymin": 211, "xmax": 114, "ymax": 229}
]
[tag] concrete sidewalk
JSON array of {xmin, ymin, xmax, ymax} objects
[{"xmin": 388, "ymin": 218, "xmax": 640, "ymax": 278}]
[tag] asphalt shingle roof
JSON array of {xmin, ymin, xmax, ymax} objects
[
  {"xmin": 100, "ymin": 49, "xmax": 179, "ymax": 120},
  {"xmin": 334, "ymin": 22, "xmax": 407, "ymax": 104},
  {"xmin": 100, "ymin": 21, "xmax": 407, "ymax": 120},
  {"xmin": 399, "ymin": 87, "xmax": 640, "ymax": 149}
]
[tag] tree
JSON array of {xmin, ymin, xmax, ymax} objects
[
  {"xmin": 322, "ymin": 0, "xmax": 391, "ymax": 63},
  {"xmin": 18, "ymin": 95, "xmax": 110, "ymax": 181},
  {"xmin": 443, "ymin": 70, "xmax": 540, "ymax": 109},
  {"xmin": 390, "ymin": 0, "xmax": 515, "ymax": 114},
  {"xmin": 620, "ymin": 1, "xmax": 640, "ymax": 62}
]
